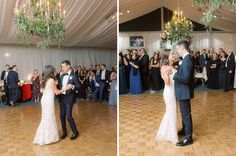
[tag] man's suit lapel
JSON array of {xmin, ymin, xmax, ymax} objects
[
  {"xmin": 178, "ymin": 54, "xmax": 188, "ymax": 73},
  {"xmin": 67, "ymin": 72, "xmax": 73, "ymax": 85}
]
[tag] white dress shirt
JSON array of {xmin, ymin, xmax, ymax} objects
[
  {"xmin": 101, "ymin": 69, "xmax": 106, "ymax": 80},
  {"xmin": 225, "ymin": 52, "xmax": 231, "ymax": 68},
  {"xmin": 62, "ymin": 71, "xmax": 71, "ymax": 94},
  {"xmin": 4, "ymin": 71, "xmax": 8, "ymax": 82}
]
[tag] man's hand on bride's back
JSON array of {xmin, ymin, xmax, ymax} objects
[{"xmin": 66, "ymin": 84, "xmax": 74, "ymax": 90}]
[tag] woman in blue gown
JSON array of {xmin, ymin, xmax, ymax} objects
[
  {"xmin": 109, "ymin": 65, "xmax": 117, "ymax": 106},
  {"xmin": 129, "ymin": 53, "xmax": 143, "ymax": 94}
]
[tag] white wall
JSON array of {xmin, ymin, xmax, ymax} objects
[
  {"xmin": 119, "ymin": 31, "xmax": 236, "ymax": 56},
  {"xmin": 0, "ymin": 45, "xmax": 117, "ymax": 80}
]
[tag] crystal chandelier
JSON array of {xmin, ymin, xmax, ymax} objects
[{"xmin": 14, "ymin": 0, "xmax": 66, "ymax": 48}]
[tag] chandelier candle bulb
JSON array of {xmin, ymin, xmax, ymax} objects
[
  {"xmin": 59, "ymin": 2, "xmax": 61, "ymax": 18},
  {"xmin": 47, "ymin": 1, "xmax": 49, "ymax": 13}
]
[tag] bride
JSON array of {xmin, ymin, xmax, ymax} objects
[
  {"xmin": 33, "ymin": 65, "xmax": 73, "ymax": 145},
  {"xmin": 156, "ymin": 51, "xmax": 178, "ymax": 144}
]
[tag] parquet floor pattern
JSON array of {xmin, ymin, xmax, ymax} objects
[
  {"xmin": 0, "ymin": 101, "xmax": 117, "ymax": 156},
  {"xmin": 119, "ymin": 91, "xmax": 236, "ymax": 156}
]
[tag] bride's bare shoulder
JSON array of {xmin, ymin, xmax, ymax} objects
[{"xmin": 47, "ymin": 78, "xmax": 56, "ymax": 85}]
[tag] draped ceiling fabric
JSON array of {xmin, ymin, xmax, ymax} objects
[
  {"xmin": 0, "ymin": 0, "xmax": 117, "ymax": 48},
  {"xmin": 0, "ymin": 0, "xmax": 117, "ymax": 81},
  {"xmin": 120, "ymin": 0, "xmax": 236, "ymax": 32}
]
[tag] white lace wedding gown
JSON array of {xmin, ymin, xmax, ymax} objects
[
  {"xmin": 33, "ymin": 79, "xmax": 59, "ymax": 145},
  {"xmin": 156, "ymin": 68, "xmax": 178, "ymax": 144}
]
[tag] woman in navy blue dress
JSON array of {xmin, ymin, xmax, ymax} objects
[{"xmin": 129, "ymin": 53, "xmax": 143, "ymax": 94}]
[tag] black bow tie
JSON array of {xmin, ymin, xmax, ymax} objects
[
  {"xmin": 62, "ymin": 73, "xmax": 68, "ymax": 76},
  {"xmin": 179, "ymin": 57, "xmax": 183, "ymax": 60}
]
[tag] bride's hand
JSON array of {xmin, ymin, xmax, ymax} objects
[{"xmin": 66, "ymin": 84, "xmax": 74, "ymax": 90}]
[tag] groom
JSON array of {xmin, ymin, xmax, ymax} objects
[
  {"xmin": 173, "ymin": 40, "xmax": 195, "ymax": 146},
  {"xmin": 57, "ymin": 60, "xmax": 80, "ymax": 140}
]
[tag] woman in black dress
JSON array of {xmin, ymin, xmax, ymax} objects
[
  {"xmin": 78, "ymin": 69, "xmax": 87, "ymax": 99},
  {"xmin": 151, "ymin": 53, "xmax": 162, "ymax": 90},
  {"xmin": 31, "ymin": 69, "xmax": 41, "ymax": 102},
  {"xmin": 207, "ymin": 52, "xmax": 220, "ymax": 89},
  {"xmin": 124, "ymin": 49, "xmax": 132, "ymax": 89},
  {"xmin": 119, "ymin": 52, "xmax": 128, "ymax": 94},
  {"xmin": 219, "ymin": 51, "xmax": 228, "ymax": 90}
]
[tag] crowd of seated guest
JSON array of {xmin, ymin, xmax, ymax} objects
[{"xmin": 0, "ymin": 63, "xmax": 117, "ymax": 107}]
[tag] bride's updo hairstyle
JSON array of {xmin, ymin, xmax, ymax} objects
[{"xmin": 41, "ymin": 65, "xmax": 56, "ymax": 89}]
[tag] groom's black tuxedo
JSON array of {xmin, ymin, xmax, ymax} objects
[
  {"xmin": 174, "ymin": 54, "xmax": 194, "ymax": 100},
  {"xmin": 173, "ymin": 53, "xmax": 194, "ymax": 141},
  {"xmin": 57, "ymin": 70, "xmax": 80, "ymax": 135}
]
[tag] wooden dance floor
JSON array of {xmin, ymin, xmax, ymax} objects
[
  {"xmin": 120, "ymin": 90, "xmax": 236, "ymax": 156},
  {"xmin": 0, "ymin": 101, "xmax": 117, "ymax": 156}
]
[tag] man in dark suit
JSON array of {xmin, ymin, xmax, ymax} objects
[
  {"xmin": 88, "ymin": 71, "xmax": 100, "ymax": 100},
  {"xmin": 199, "ymin": 49, "xmax": 208, "ymax": 68},
  {"xmin": 139, "ymin": 48, "xmax": 149, "ymax": 90},
  {"xmin": 173, "ymin": 40, "xmax": 195, "ymax": 146},
  {"xmin": 57, "ymin": 60, "xmax": 80, "ymax": 140},
  {"xmin": 225, "ymin": 48, "xmax": 235, "ymax": 91},
  {"xmin": 95, "ymin": 64, "xmax": 110, "ymax": 103},
  {"xmin": 1, "ymin": 64, "xmax": 10, "ymax": 105},
  {"xmin": 7, "ymin": 65, "xmax": 20, "ymax": 107}
]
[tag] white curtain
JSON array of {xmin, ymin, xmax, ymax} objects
[
  {"xmin": 119, "ymin": 31, "xmax": 236, "ymax": 56},
  {"xmin": 0, "ymin": 45, "xmax": 116, "ymax": 80},
  {"xmin": 0, "ymin": 0, "xmax": 117, "ymax": 48}
]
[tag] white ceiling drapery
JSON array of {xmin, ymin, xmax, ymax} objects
[{"xmin": 0, "ymin": 0, "xmax": 117, "ymax": 48}]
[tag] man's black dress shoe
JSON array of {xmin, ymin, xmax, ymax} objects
[
  {"xmin": 176, "ymin": 139, "xmax": 193, "ymax": 146},
  {"xmin": 61, "ymin": 134, "xmax": 67, "ymax": 139},
  {"xmin": 70, "ymin": 132, "xmax": 79, "ymax": 140}
]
